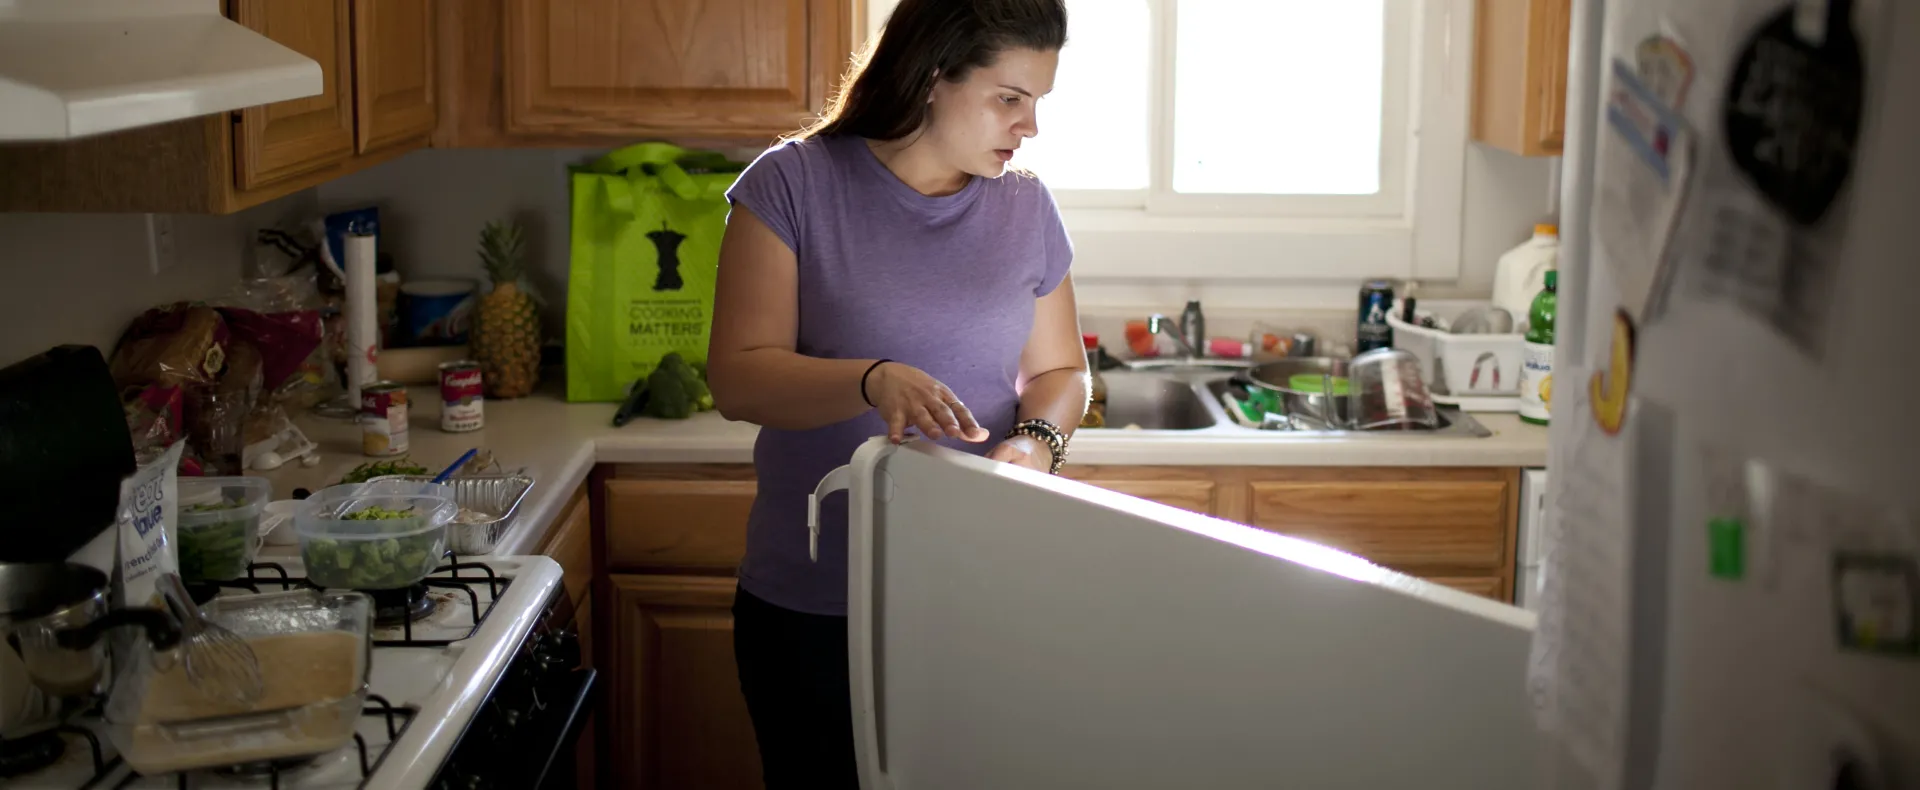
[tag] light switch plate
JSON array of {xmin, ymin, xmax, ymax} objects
[{"xmin": 145, "ymin": 213, "xmax": 176, "ymax": 275}]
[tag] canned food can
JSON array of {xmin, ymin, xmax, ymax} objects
[
  {"xmin": 360, "ymin": 381, "xmax": 410, "ymax": 457},
  {"xmin": 439, "ymin": 360, "xmax": 485, "ymax": 433},
  {"xmin": 1356, "ymin": 279, "xmax": 1396, "ymax": 353}
]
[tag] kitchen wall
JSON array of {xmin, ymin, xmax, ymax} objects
[
  {"xmin": 319, "ymin": 144, "xmax": 1555, "ymax": 329},
  {"xmin": 0, "ymin": 190, "xmax": 319, "ymax": 369}
]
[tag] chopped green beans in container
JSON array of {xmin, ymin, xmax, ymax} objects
[
  {"xmin": 176, "ymin": 477, "xmax": 272, "ymax": 581},
  {"xmin": 295, "ymin": 481, "xmax": 459, "ymax": 589}
]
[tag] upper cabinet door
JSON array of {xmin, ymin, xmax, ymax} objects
[
  {"xmin": 232, "ymin": 0, "xmax": 357, "ymax": 191},
  {"xmin": 353, "ymin": 0, "xmax": 438, "ymax": 154},
  {"xmin": 1470, "ymin": 0, "xmax": 1571, "ymax": 157},
  {"xmin": 502, "ymin": 0, "xmax": 849, "ymax": 140}
]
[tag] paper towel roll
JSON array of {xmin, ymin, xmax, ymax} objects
[{"xmin": 343, "ymin": 233, "xmax": 380, "ymax": 406}]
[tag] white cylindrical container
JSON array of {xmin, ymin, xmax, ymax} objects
[{"xmin": 343, "ymin": 232, "xmax": 380, "ymax": 407}]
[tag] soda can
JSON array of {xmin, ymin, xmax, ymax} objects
[
  {"xmin": 439, "ymin": 360, "xmax": 485, "ymax": 433},
  {"xmin": 1356, "ymin": 279, "xmax": 1396, "ymax": 353},
  {"xmin": 360, "ymin": 381, "xmax": 410, "ymax": 457}
]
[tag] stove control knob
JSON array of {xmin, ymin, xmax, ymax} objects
[{"xmin": 534, "ymin": 628, "xmax": 581, "ymax": 669}]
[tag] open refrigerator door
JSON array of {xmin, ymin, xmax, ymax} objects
[{"xmin": 815, "ymin": 438, "xmax": 1542, "ymax": 790}]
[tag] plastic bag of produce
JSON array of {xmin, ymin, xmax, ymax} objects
[
  {"xmin": 116, "ymin": 440, "xmax": 185, "ymax": 609},
  {"xmin": 566, "ymin": 142, "xmax": 743, "ymax": 402}
]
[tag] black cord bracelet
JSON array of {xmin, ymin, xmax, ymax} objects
[{"xmin": 860, "ymin": 359, "xmax": 893, "ymax": 407}]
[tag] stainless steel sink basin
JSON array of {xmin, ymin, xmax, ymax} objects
[
  {"xmin": 1079, "ymin": 370, "xmax": 1493, "ymax": 438},
  {"xmin": 1098, "ymin": 371, "xmax": 1219, "ymax": 431}
]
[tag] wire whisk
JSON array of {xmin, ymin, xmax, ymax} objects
[{"xmin": 160, "ymin": 573, "xmax": 264, "ymax": 704}]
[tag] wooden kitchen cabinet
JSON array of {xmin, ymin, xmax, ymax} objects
[
  {"xmin": 352, "ymin": 0, "xmax": 438, "ymax": 154},
  {"xmin": 1240, "ymin": 467, "xmax": 1521, "ymax": 601},
  {"xmin": 609, "ymin": 574, "xmax": 763, "ymax": 790},
  {"xmin": 1471, "ymin": 0, "xmax": 1572, "ymax": 157},
  {"xmin": 536, "ymin": 483, "xmax": 599, "ymax": 790},
  {"xmin": 602, "ymin": 466, "xmax": 756, "ymax": 573},
  {"xmin": 231, "ymin": 0, "xmax": 357, "ymax": 190},
  {"xmin": 1063, "ymin": 465, "xmax": 1522, "ymax": 602},
  {"xmin": 0, "ymin": 0, "xmax": 433, "ymax": 213},
  {"xmin": 1062, "ymin": 465, "xmax": 1220, "ymax": 515},
  {"xmin": 595, "ymin": 465, "xmax": 762, "ymax": 789},
  {"xmin": 435, "ymin": 0, "xmax": 860, "ymax": 147}
]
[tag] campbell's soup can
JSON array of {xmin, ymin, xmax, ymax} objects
[
  {"xmin": 439, "ymin": 360, "xmax": 485, "ymax": 433},
  {"xmin": 360, "ymin": 381, "xmax": 410, "ymax": 456}
]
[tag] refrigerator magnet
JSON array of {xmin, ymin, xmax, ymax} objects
[
  {"xmin": 1832, "ymin": 553, "xmax": 1920, "ymax": 658},
  {"xmin": 1593, "ymin": 55, "xmax": 1696, "ymax": 324}
]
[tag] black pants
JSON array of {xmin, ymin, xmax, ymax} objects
[{"xmin": 732, "ymin": 585, "xmax": 859, "ymax": 789}]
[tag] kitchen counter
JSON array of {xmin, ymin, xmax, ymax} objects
[{"xmin": 259, "ymin": 387, "xmax": 1550, "ymax": 557}]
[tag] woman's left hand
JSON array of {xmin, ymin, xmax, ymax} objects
[{"xmin": 985, "ymin": 435, "xmax": 1052, "ymax": 474}]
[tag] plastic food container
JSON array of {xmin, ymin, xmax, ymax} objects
[
  {"xmin": 369, "ymin": 474, "xmax": 534, "ymax": 554},
  {"xmin": 176, "ymin": 477, "xmax": 271, "ymax": 582},
  {"xmin": 295, "ymin": 481, "xmax": 458, "ymax": 590},
  {"xmin": 1349, "ymin": 348, "xmax": 1440, "ymax": 431},
  {"xmin": 103, "ymin": 588, "xmax": 372, "ymax": 774}
]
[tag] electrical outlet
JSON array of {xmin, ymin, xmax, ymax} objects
[{"xmin": 145, "ymin": 213, "xmax": 177, "ymax": 275}]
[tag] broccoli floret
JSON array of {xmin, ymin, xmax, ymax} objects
[
  {"xmin": 641, "ymin": 364, "xmax": 694, "ymax": 419},
  {"xmin": 640, "ymin": 353, "xmax": 714, "ymax": 419}
]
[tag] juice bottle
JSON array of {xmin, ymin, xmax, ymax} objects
[{"xmin": 1519, "ymin": 270, "xmax": 1557, "ymax": 425}]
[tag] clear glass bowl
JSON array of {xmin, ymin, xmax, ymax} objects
[
  {"xmin": 176, "ymin": 476, "xmax": 271, "ymax": 582},
  {"xmin": 104, "ymin": 588, "xmax": 372, "ymax": 775},
  {"xmin": 295, "ymin": 481, "xmax": 458, "ymax": 590}
]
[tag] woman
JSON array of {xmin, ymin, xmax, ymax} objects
[{"xmin": 705, "ymin": 0, "xmax": 1081, "ymax": 785}]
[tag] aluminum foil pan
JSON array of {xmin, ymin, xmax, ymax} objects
[{"xmin": 367, "ymin": 474, "xmax": 533, "ymax": 555}]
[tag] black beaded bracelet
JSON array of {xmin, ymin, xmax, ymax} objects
[
  {"xmin": 1006, "ymin": 418, "xmax": 1069, "ymax": 474},
  {"xmin": 860, "ymin": 359, "xmax": 893, "ymax": 407}
]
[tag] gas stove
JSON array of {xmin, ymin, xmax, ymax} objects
[{"xmin": 3, "ymin": 555, "xmax": 588, "ymax": 790}]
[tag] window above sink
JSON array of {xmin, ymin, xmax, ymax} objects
[{"xmin": 862, "ymin": 0, "xmax": 1475, "ymax": 283}]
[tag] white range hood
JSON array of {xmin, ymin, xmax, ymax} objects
[{"xmin": 0, "ymin": 0, "xmax": 323, "ymax": 141}]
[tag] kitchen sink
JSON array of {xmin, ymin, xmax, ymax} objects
[
  {"xmin": 1098, "ymin": 371, "xmax": 1220, "ymax": 431},
  {"xmin": 1079, "ymin": 370, "xmax": 1493, "ymax": 438}
]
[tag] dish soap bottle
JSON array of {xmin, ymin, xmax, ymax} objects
[
  {"xmin": 1519, "ymin": 270, "xmax": 1557, "ymax": 425},
  {"xmin": 1081, "ymin": 333, "xmax": 1107, "ymax": 429}
]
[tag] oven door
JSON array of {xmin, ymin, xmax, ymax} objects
[{"xmin": 531, "ymin": 667, "xmax": 598, "ymax": 790}]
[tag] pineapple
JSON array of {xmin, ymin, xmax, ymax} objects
[{"xmin": 472, "ymin": 221, "xmax": 542, "ymax": 398}]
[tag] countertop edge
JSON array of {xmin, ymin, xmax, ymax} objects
[{"xmin": 490, "ymin": 427, "xmax": 1550, "ymax": 560}]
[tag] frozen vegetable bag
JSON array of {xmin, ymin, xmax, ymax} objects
[{"xmin": 566, "ymin": 142, "xmax": 743, "ymax": 402}]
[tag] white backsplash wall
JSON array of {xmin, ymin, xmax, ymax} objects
[
  {"xmin": 0, "ymin": 191, "xmax": 319, "ymax": 368},
  {"xmin": 316, "ymin": 149, "xmax": 596, "ymax": 340},
  {"xmin": 316, "ymin": 143, "xmax": 1554, "ymax": 330}
]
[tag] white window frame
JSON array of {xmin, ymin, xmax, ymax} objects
[{"xmin": 861, "ymin": 0, "xmax": 1473, "ymax": 282}]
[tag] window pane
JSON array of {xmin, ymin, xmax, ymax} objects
[
  {"xmin": 1173, "ymin": 1, "xmax": 1384, "ymax": 195},
  {"xmin": 1015, "ymin": 0, "xmax": 1150, "ymax": 191}
]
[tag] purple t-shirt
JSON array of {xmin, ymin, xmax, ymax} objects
[{"xmin": 723, "ymin": 133, "xmax": 1073, "ymax": 616}]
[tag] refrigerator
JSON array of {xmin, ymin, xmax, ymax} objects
[
  {"xmin": 1534, "ymin": 0, "xmax": 1920, "ymax": 788},
  {"xmin": 810, "ymin": 0, "xmax": 1918, "ymax": 787}
]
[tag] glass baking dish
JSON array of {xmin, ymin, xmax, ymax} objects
[{"xmin": 103, "ymin": 588, "xmax": 373, "ymax": 774}]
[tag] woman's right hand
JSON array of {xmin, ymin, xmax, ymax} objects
[{"xmin": 866, "ymin": 362, "xmax": 990, "ymax": 444}]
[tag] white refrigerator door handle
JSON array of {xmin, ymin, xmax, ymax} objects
[{"xmin": 808, "ymin": 464, "xmax": 853, "ymax": 562}]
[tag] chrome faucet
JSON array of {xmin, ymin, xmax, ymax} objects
[{"xmin": 1145, "ymin": 301, "xmax": 1207, "ymax": 359}]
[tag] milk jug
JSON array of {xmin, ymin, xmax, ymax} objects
[{"xmin": 1492, "ymin": 224, "xmax": 1558, "ymax": 329}]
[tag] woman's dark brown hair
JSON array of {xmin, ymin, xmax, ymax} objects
[{"xmin": 794, "ymin": 0, "xmax": 1067, "ymax": 142}]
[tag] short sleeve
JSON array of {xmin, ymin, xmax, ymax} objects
[
  {"xmin": 1033, "ymin": 180, "xmax": 1074, "ymax": 298},
  {"xmin": 725, "ymin": 142, "xmax": 807, "ymax": 254}
]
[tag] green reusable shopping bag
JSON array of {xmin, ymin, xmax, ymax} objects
[{"xmin": 566, "ymin": 142, "xmax": 744, "ymax": 402}]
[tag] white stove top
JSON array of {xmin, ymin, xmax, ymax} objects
[{"xmin": 9, "ymin": 556, "xmax": 563, "ymax": 790}]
